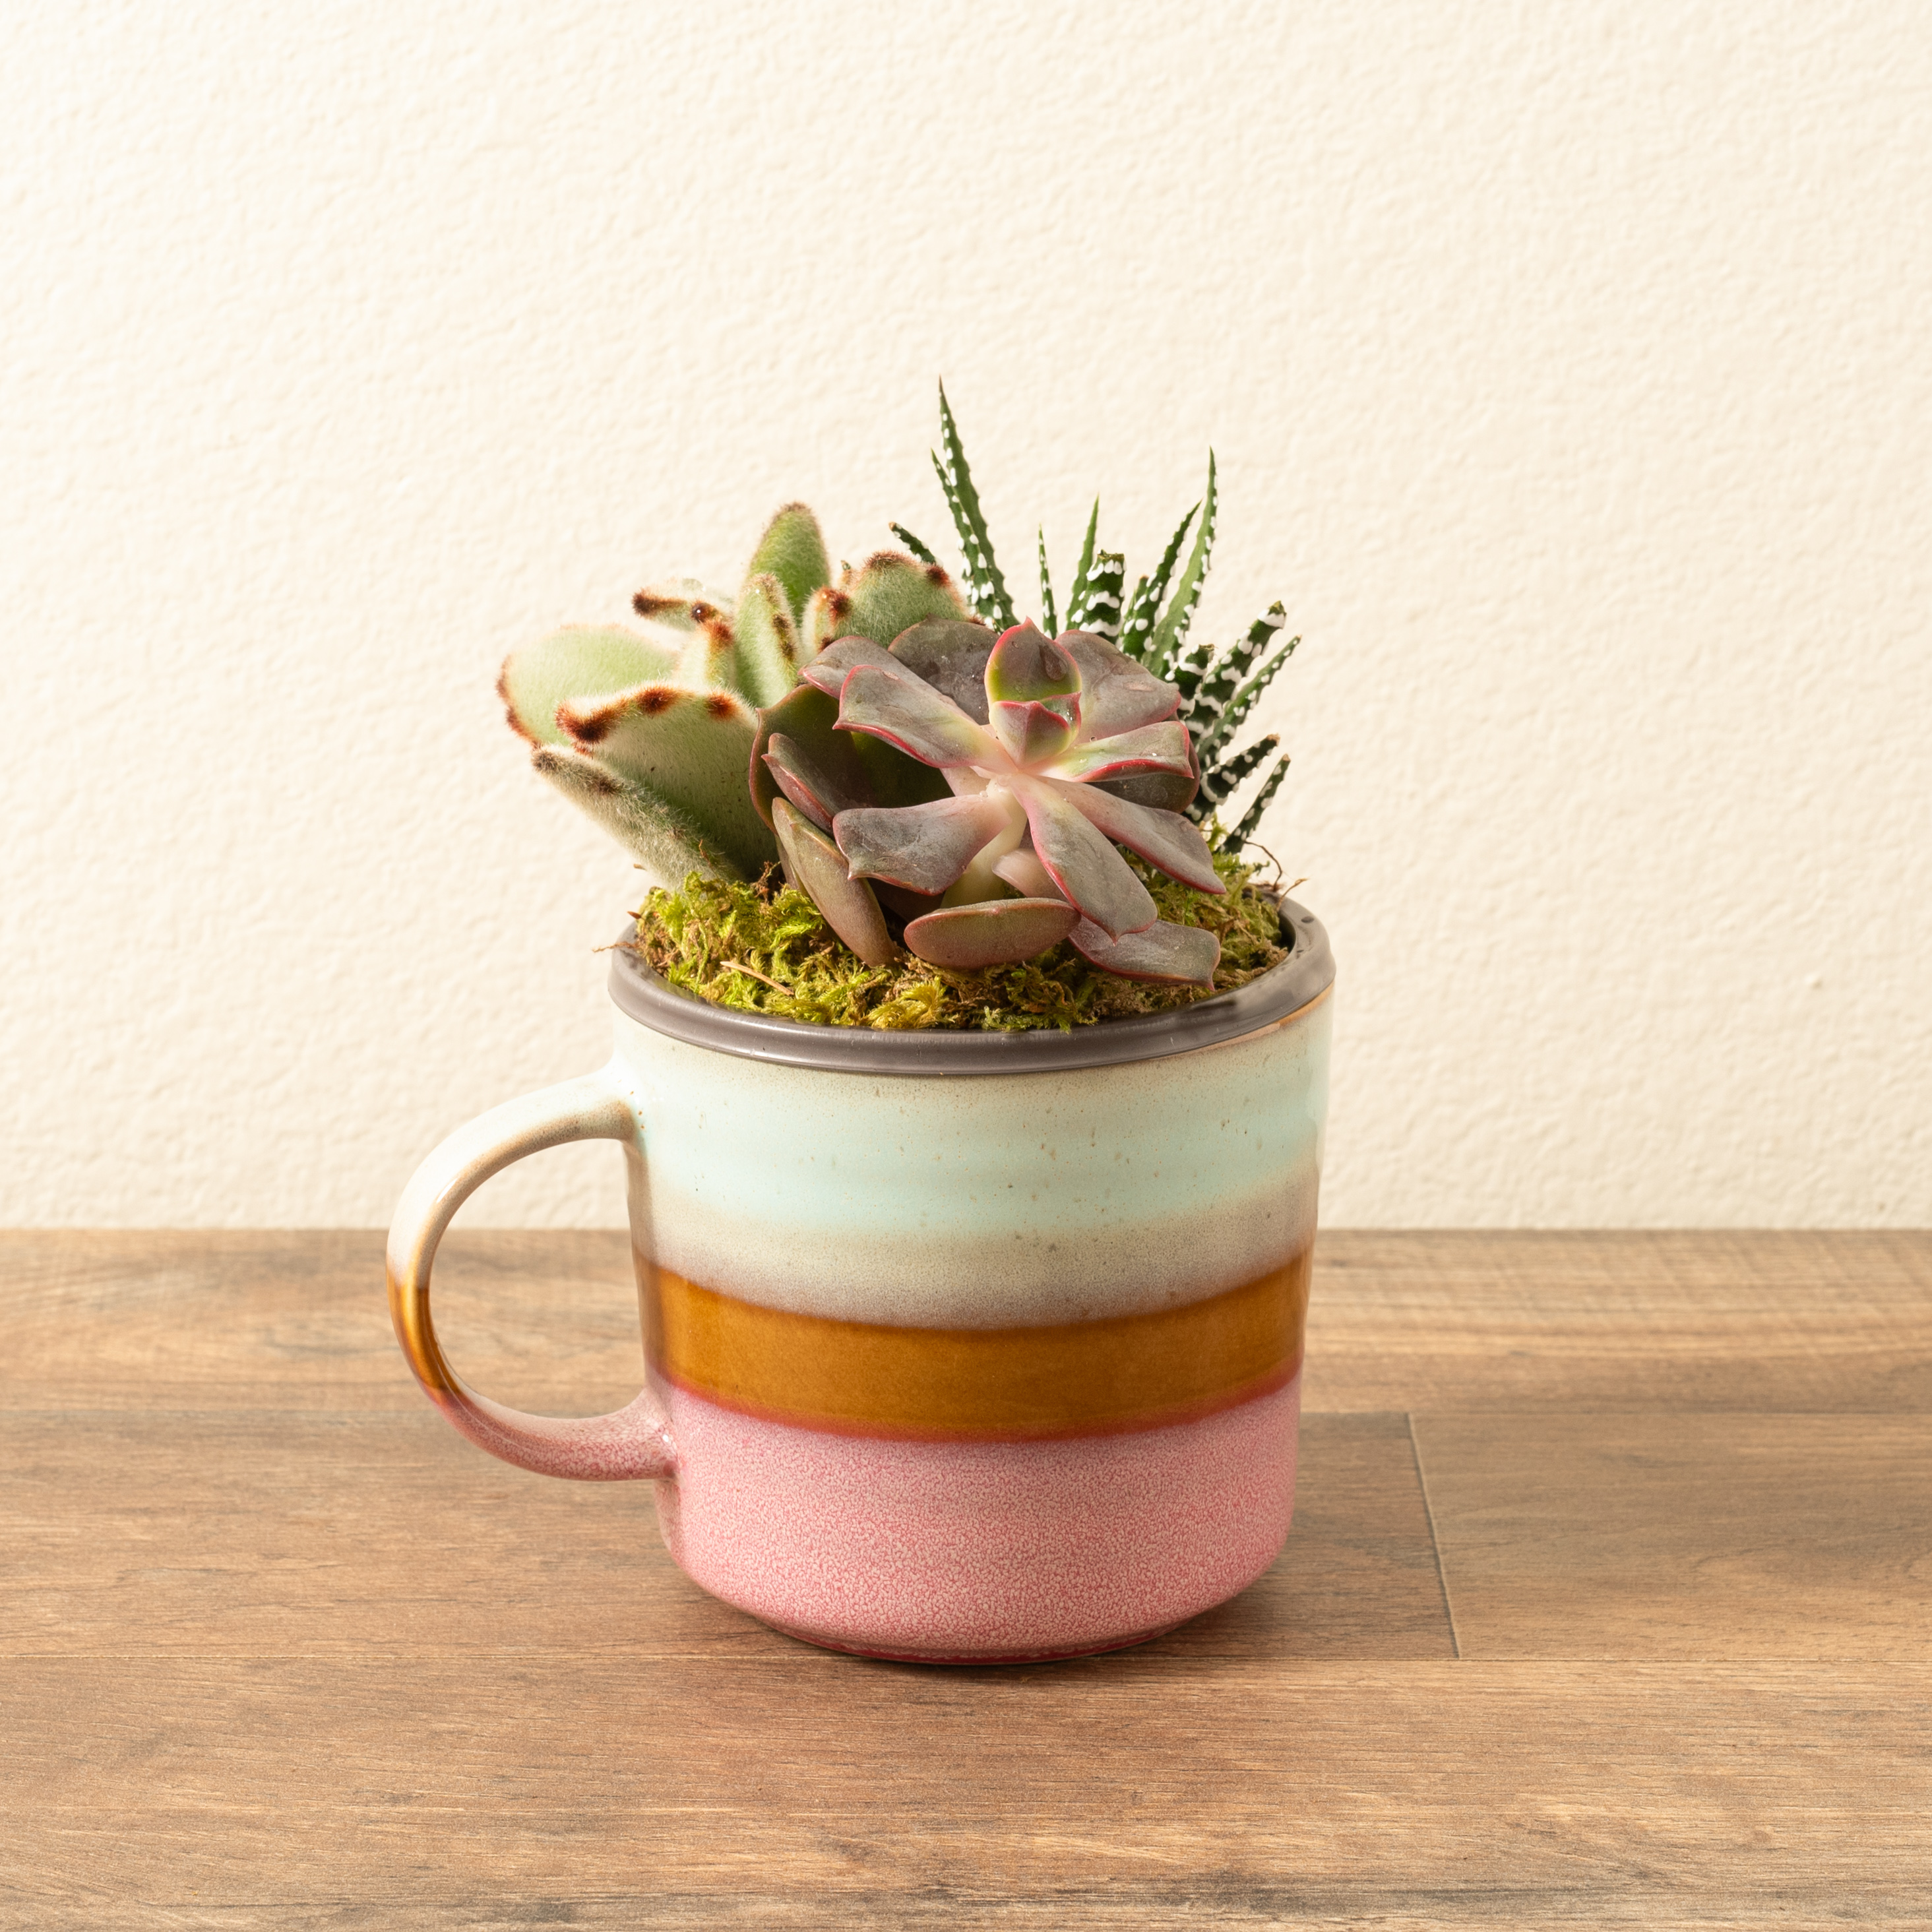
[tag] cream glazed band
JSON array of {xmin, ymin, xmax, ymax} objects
[{"xmin": 612, "ymin": 971, "xmax": 1332, "ymax": 1331}]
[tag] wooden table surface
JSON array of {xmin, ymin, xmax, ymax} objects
[{"xmin": 3, "ymin": 1230, "xmax": 1929, "ymax": 1928}]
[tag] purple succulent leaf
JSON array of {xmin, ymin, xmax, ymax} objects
[
  {"xmin": 1059, "ymin": 631, "xmax": 1181, "ymax": 738},
  {"xmin": 834, "ymin": 792, "xmax": 1022, "ymax": 896},
  {"xmin": 1068, "ymin": 916, "xmax": 1220, "ymax": 987},
  {"xmin": 1047, "ymin": 720, "xmax": 1193, "ymax": 784},
  {"xmin": 771, "ymin": 800, "xmax": 899, "ymax": 968},
  {"xmin": 1090, "ymin": 768, "xmax": 1198, "ymax": 813},
  {"xmin": 991, "ymin": 848, "xmax": 1063, "ymax": 899},
  {"xmin": 799, "ymin": 635, "xmax": 902, "ymax": 698},
  {"xmin": 837, "ymin": 666, "xmax": 1007, "ymax": 770},
  {"xmin": 903, "ymin": 897, "xmax": 1081, "ymax": 970},
  {"xmin": 872, "ymin": 880, "xmax": 945, "ymax": 921},
  {"xmin": 985, "ymin": 622, "xmax": 1082, "ymax": 703},
  {"xmin": 1008, "ymin": 776, "xmax": 1158, "ymax": 941},
  {"xmin": 763, "ymin": 732, "xmax": 863, "ymax": 832},
  {"xmin": 1047, "ymin": 777, "xmax": 1226, "ymax": 894},
  {"xmin": 889, "ymin": 619, "xmax": 994, "ymax": 722},
  {"xmin": 990, "ymin": 698, "xmax": 1078, "ymax": 768}
]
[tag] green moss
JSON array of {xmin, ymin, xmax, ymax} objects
[{"xmin": 627, "ymin": 848, "xmax": 1289, "ymax": 1032}]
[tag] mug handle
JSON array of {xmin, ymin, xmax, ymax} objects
[{"xmin": 386, "ymin": 1066, "xmax": 675, "ymax": 1481}]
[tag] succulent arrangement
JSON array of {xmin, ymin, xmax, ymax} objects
[{"xmin": 499, "ymin": 390, "xmax": 1302, "ymax": 1013}]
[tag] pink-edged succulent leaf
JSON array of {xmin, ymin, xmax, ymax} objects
[
  {"xmin": 771, "ymin": 800, "xmax": 898, "ymax": 968},
  {"xmin": 838, "ymin": 666, "xmax": 1004, "ymax": 770},
  {"xmin": 990, "ymin": 699, "xmax": 1078, "ymax": 767},
  {"xmin": 903, "ymin": 897, "xmax": 1081, "ymax": 970},
  {"xmin": 1068, "ymin": 916, "xmax": 1220, "ymax": 986},
  {"xmin": 1050, "ymin": 777, "xmax": 1225, "ymax": 894},
  {"xmin": 1009, "ymin": 776, "xmax": 1157, "ymax": 941},
  {"xmin": 1059, "ymin": 631, "xmax": 1181, "ymax": 739},
  {"xmin": 800, "ymin": 635, "xmax": 902, "ymax": 697},
  {"xmin": 834, "ymin": 792, "xmax": 1022, "ymax": 896},
  {"xmin": 1047, "ymin": 720, "xmax": 1193, "ymax": 784},
  {"xmin": 749, "ymin": 681, "xmax": 949, "ymax": 830},
  {"xmin": 764, "ymin": 732, "xmax": 864, "ymax": 832},
  {"xmin": 985, "ymin": 622, "xmax": 1080, "ymax": 702},
  {"xmin": 1090, "ymin": 768, "xmax": 1198, "ymax": 813},
  {"xmin": 889, "ymin": 619, "xmax": 993, "ymax": 721}
]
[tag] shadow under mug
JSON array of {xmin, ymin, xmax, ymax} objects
[{"xmin": 388, "ymin": 906, "xmax": 1333, "ymax": 1663}]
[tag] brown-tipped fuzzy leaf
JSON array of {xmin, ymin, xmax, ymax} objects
[
  {"xmin": 673, "ymin": 612, "xmax": 740, "ymax": 693},
  {"xmin": 1009, "ymin": 776, "xmax": 1157, "ymax": 941},
  {"xmin": 530, "ymin": 745, "xmax": 739, "ymax": 890},
  {"xmin": 558, "ymin": 684, "xmax": 776, "ymax": 880},
  {"xmin": 834, "ymin": 551, "xmax": 970, "ymax": 652},
  {"xmin": 630, "ymin": 580, "xmax": 734, "ymax": 631},
  {"xmin": 904, "ymin": 897, "xmax": 1079, "ymax": 970},
  {"xmin": 800, "ymin": 635, "xmax": 904, "ymax": 697},
  {"xmin": 985, "ymin": 623, "xmax": 1080, "ymax": 702},
  {"xmin": 743, "ymin": 503, "xmax": 830, "ymax": 627},
  {"xmin": 1144, "ymin": 452, "xmax": 1216, "ymax": 676},
  {"xmin": 834, "ymin": 792, "xmax": 1021, "ymax": 896},
  {"xmin": 1047, "ymin": 720, "xmax": 1193, "ymax": 784},
  {"xmin": 732, "ymin": 573, "xmax": 802, "ymax": 708},
  {"xmin": 889, "ymin": 619, "xmax": 994, "ymax": 721},
  {"xmin": 803, "ymin": 584, "xmax": 856, "ymax": 658},
  {"xmin": 772, "ymin": 801, "xmax": 898, "ymax": 968},
  {"xmin": 1059, "ymin": 632, "xmax": 1181, "ymax": 739},
  {"xmin": 838, "ymin": 666, "xmax": 1001, "ymax": 770},
  {"xmin": 1069, "ymin": 916, "xmax": 1220, "ymax": 987},
  {"xmin": 499, "ymin": 626, "xmax": 681, "ymax": 747},
  {"xmin": 1051, "ymin": 778, "xmax": 1224, "ymax": 894}
]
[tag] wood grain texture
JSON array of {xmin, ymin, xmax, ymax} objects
[
  {"xmin": 0, "ymin": 1410, "xmax": 1450, "ymax": 1662},
  {"xmin": 1417, "ymin": 1412, "xmax": 1932, "ymax": 1659},
  {"xmin": 2, "ymin": 1661, "xmax": 1925, "ymax": 1921},
  {"xmin": 1305, "ymin": 1230, "xmax": 1932, "ymax": 1412},
  {"xmin": 2, "ymin": 1230, "xmax": 1928, "ymax": 1927}
]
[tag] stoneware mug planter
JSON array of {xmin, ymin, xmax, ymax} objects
[{"xmin": 388, "ymin": 902, "xmax": 1332, "ymax": 1664}]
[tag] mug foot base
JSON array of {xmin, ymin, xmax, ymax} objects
[{"xmin": 762, "ymin": 1617, "xmax": 1188, "ymax": 1666}]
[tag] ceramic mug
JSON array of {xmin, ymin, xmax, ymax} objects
[{"xmin": 388, "ymin": 903, "xmax": 1332, "ymax": 1663}]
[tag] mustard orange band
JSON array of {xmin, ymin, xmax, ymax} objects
[{"xmin": 642, "ymin": 1253, "xmax": 1310, "ymax": 1441}]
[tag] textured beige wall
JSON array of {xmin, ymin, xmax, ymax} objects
[{"xmin": 4, "ymin": 1, "xmax": 1927, "ymax": 1228}]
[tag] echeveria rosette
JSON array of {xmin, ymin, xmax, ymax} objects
[{"xmin": 776, "ymin": 621, "xmax": 1226, "ymax": 985}]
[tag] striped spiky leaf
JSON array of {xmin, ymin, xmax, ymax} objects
[
  {"xmin": 1063, "ymin": 502, "xmax": 1100, "ymax": 633},
  {"xmin": 1066, "ymin": 549, "xmax": 1125, "ymax": 644},
  {"xmin": 1183, "ymin": 603, "xmax": 1288, "ymax": 741},
  {"xmin": 1118, "ymin": 502, "xmax": 1198, "ymax": 665},
  {"xmin": 1191, "ymin": 733, "xmax": 1279, "ymax": 821},
  {"xmin": 1037, "ymin": 527, "xmax": 1057, "ymax": 637},
  {"xmin": 1225, "ymin": 752, "xmax": 1292, "ymax": 854},
  {"xmin": 889, "ymin": 522, "xmax": 940, "ymax": 567},
  {"xmin": 933, "ymin": 384, "xmax": 1016, "ymax": 630},
  {"xmin": 1195, "ymin": 627, "xmax": 1300, "ymax": 766},
  {"xmin": 1142, "ymin": 453, "xmax": 1217, "ymax": 677}
]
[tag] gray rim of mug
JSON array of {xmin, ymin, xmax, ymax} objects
[{"xmin": 608, "ymin": 898, "xmax": 1333, "ymax": 1077}]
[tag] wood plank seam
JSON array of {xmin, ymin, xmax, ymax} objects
[{"xmin": 1406, "ymin": 1410, "xmax": 1462, "ymax": 1657}]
